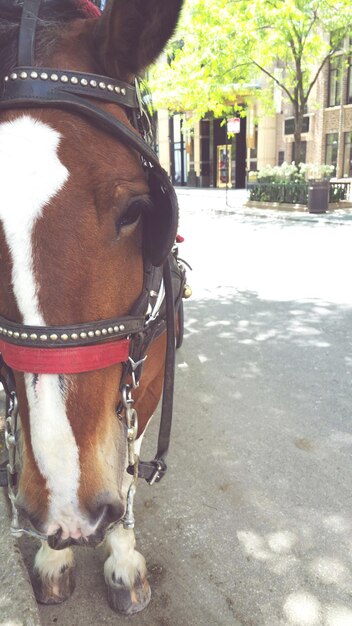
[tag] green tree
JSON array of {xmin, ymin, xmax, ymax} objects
[{"xmin": 150, "ymin": 0, "xmax": 352, "ymax": 164}]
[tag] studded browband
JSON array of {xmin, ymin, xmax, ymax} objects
[
  {"xmin": 3, "ymin": 67, "xmax": 139, "ymax": 110},
  {"xmin": 0, "ymin": 313, "xmax": 145, "ymax": 347}
]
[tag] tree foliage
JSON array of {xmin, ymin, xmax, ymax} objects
[{"xmin": 150, "ymin": 0, "xmax": 352, "ymax": 159}]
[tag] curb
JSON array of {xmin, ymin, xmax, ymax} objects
[
  {"xmin": 175, "ymin": 188, "xmax": 352, "ymax": 225},
  {"xmin": 0, "ymin": 489, "xmax": 41, "ymax": 626}
]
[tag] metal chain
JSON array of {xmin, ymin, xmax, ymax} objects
[
  {"xmin": 1, "ymin": 376, "xmax": 47, "ymax": 540},
  {"xmin": 4, "ymin": 390, "xmax": 21, "ymax": 533},
  {"xmin": 121, "ymin": 384, "xmax": 139, "ymax": 530}
]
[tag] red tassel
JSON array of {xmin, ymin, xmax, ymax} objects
[{"xmin": 75, "ymin": 0, "xmax": 101, "ymax": 18}]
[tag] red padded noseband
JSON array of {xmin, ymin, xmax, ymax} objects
[{"xmin": 0, "ymin": 338, "xmax": 130, "ymax": 374}]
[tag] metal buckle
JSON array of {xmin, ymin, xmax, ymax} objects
[
  {"xmin": 148, "ymin": 460, "xmax": 166, "ymax": 486},
  {"xmin": 128, "ymin": 355, "xmax": 147, "ymax": 389}
]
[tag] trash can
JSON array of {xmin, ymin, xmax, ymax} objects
[{"xmin": 308, "ymin": 179, "xmax": 329, "ymax": 214}]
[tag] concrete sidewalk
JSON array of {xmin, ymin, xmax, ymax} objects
[{"xmin": 0, "ymin": 390, "xmax": 41, "ymax": 626}]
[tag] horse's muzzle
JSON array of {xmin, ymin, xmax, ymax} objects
[{"xmin": 47, "ymin": 501, "xmax": 125, "ymax": 550}]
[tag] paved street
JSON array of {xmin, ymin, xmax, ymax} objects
[{"xmin": 16, "ymin": 191, "xmax": 352, "ymax": 625}]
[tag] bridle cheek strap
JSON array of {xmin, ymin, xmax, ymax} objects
[{"xmin": 0, "ymin": 338, "xmax": 130, "ymax": 374}]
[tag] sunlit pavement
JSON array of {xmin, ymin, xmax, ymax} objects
[
  {"xmin": 176, "ymin": 189, "xmax": 352, "ymax": 626},
  {"xmin": 22, "ymin": 190, "xmax": 352, "ymax": 626}
]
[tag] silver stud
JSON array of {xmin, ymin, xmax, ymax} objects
[
  {"xmin": 113, "ymin": 325, "xmax": 119, "ymax": 332},
  {"xmin": 108, "ymin": 327, "xmax": 113, "ymax": 334},
  {"xmin": 10, "ymin": 73, "xmax": 18, "ymax": 81},
  {"xmin": 20, "ymin": 71, "xmax": 28, "ymax": 79},
  {"xmin": 21, "ymin": 333, "xmax": 28, "ymax": 340},
  {"xmin": 80, "ymin": 332, "xmax": 87, "ymax": 339},
  {"xmin": 88, "ymin": 331, "xmax": 94, "ymax": 338},
  {"xmin": 60, "ymin": 75, "xmax": 69, "ymax": 83},
  {"xmin": 121, "ymin": 88, "xmax": 126, "ymax": 96},
  {"xmin": 30, "ymin": 333, "xmax": 38, "ymax": 340},
  {"xmin": 90, "ymin": 80, "xmax": 97, "ymax": 88},
  {"xmin": 114, "ymin": 86, "xmax": 121, "ymax": 94},
  {"xmin": 101, "ymin": 328, "xmax": 108, "ymax": 335},
  {"xmin": 80, "ymin": 78, "xmax": 88, "ymax": 86},
  {"xmin": 95, "ymin": 329, "xmax": 101, "ymax": 337},
  {"xmin": 119, "ymin": 325, "xmax": 126, "ymax": 332},
  {"xmin": 50, "ymin": 334, "xmax": 58, "ymax": 341},
  {"xmin": 70, "ymin": 76, "xmax": 78, "ymax": 85},
  {"xmin": 61, "ymin": 334, "xmax": 68, "ymax": 341},
  {"xmin": 50, "ymin": 73, "xmax": 59, "ymax": 82},
  {"xmin": 99, "ymin": 81, "xmax": 106, "ymax": 90},
  {"xmin": 40, "ymin": 72, "xmax": 48, "ymax": 80},
  {"xmin": 107, "ymin": 84, "xmax": 114, "ymax": 92},
  {"xmin": 4, "ymin": 76, "xmax": 9, "ymax": 82},
  {"xmin": 30, "ymin": 71, "xmax": 38, "ymax": 79},
  {"xmin": 3, "ymin": 329, "xmax": 7, "ymax": 335},
  {"xmin": 71, "ymin": 333, "xmax": 78, "ymax": 340},
  {"xmin": 13, "ymin": 332, "xmax": 19, "ymax": 339},
  {"xmin": 40, "ymin": 334, "xmax": 48, "ymax": 341},
  {"xmin": 7, "ymin": 330, "xmax": 13, "ymax": 337}
]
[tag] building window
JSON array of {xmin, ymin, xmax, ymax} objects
[
  {"xmin": 343, "ymin": 132, "xmax": 352, "ymax": 177},
  {"xmin": 325, "ymin": 133, "xmax": 339, "ymax": 174},
  {"xmin": 284, "ymin": 116, "xmax": 310, "ymax": 135},
  {"xmin": 278, "ymin": 151, "xmax": 285, "ymax": 166},
  {"xmin": 328, "ymin": 57, "xmax": 342, "ymax": 107},
  {"xmin": 347, "ymin": 57, "xmax": 352, "ymax": 105}
]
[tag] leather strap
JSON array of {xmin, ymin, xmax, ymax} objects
[
  {"xmin": 0, "ymin": 337, "xmax": 130, "ymax": 374},
  {"xmin": 4, "ymin": 68, "xmax": 139, "ymax": 109},
  {"xmin": 18, "ymin": 0, "xmax": 41, "ymax": 66},
  {"xmin": 128, "ymin": 257, "xmax": 177, "ymax": 484}
]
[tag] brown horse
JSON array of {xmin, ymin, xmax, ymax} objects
[{"xmin": 0, "ymin": 0, "xmax": 184, "ymax": 614}]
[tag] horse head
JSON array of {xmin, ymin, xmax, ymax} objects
[{"xmin": 0, "ymin": 0, "xmax": 184, "ymax": 612}]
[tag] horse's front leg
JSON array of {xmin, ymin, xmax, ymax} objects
[
  {"xmin": 104, "ymin": 522, "xmax": 151, "ymax": 615},
  {"xmin": 33, "ymin": 541, "xmax": 75, "ymax": 604}
]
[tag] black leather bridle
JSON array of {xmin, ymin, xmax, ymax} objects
[{"xmin": 0, "ymin": 0, "xmax": 185, "ymax": 488}]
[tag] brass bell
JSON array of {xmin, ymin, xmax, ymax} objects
[{"xmin": 183, "ymin": 284, "xmax": 192, "ymax": 299}]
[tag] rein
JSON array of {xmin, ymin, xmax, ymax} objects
[{"xmin": 0, "ymin": 0, "xmax": 187, "ymax": 538}]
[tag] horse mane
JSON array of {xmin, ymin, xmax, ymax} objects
[{"xmin": 0, "ymin": 0, "xmax": 87, "ymax": 77}]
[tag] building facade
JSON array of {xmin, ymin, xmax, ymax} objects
[{"xmin": 157, "ymin": 40, "xmax": 352, "ymax": 187}]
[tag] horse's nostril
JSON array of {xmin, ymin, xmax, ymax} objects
[{"xmin": 87, "ymin": 496, "xmax": 125, "ymax": 527}]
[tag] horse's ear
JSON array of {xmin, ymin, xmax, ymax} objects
[{"xmin": 94, "ymin": 0, "xmax": 184, "ymax": 80}]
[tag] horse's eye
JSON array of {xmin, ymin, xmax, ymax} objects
[{"xmin": 117, "ymin": 198, "xmax": 152, "ymax": 233}]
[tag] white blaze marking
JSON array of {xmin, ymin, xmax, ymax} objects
[{"xmin": 0, "ymin": 116, "xmax": 85, "ymax": 536}]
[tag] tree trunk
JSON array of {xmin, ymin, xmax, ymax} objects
[{"xmin": 293, "ymin": 106, "xmax": 304, "ymax": 166}]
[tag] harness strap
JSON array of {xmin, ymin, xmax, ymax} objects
[
  {"xmin": 127, "ymin": 257, "xmax": 177, "ymax": 484},
  {"xmin": 18, "ymin": 0, "xmax": 41, "ymax": 65}
]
